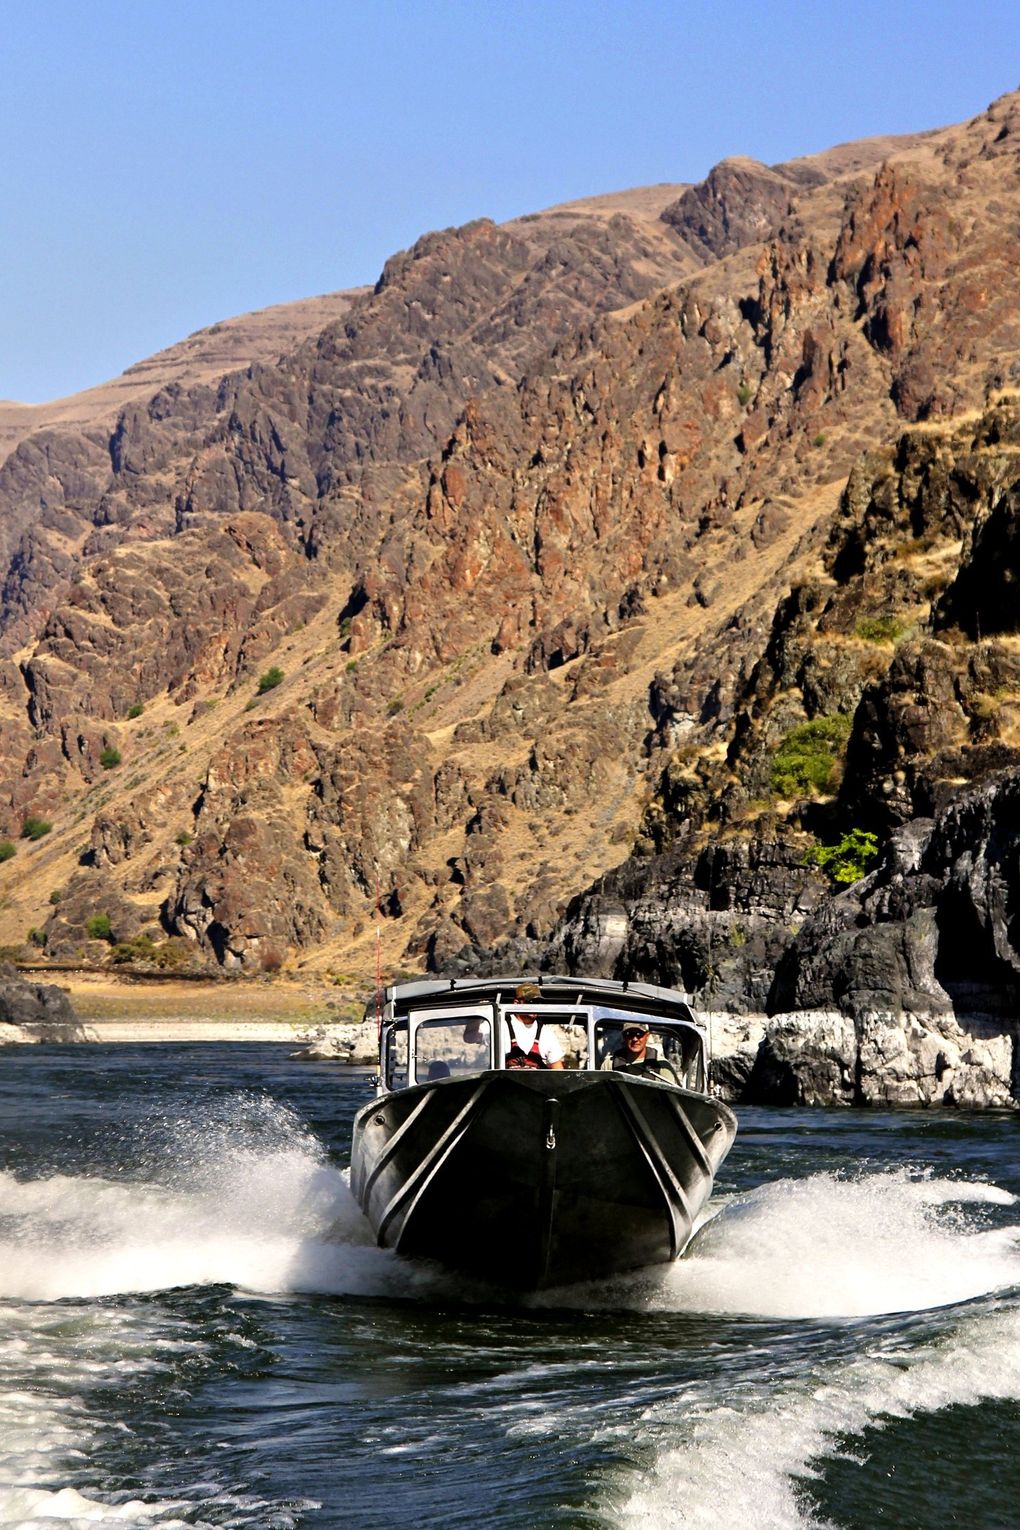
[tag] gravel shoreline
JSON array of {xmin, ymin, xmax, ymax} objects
[{"xmin": 1, "ymin": 970, "xmax": 380, "ymax": 1057}]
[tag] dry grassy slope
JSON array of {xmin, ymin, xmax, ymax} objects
[
  {"xmin": 1, "ymin": 92, "xmax": 1019, "ymax": 981},
  {"xmin": 0, "ymin": 288, "xmax": 368, "ymax": 459},
  {"xmin": 0, "ymin": 471, "xmax": 843, "ymax": 974}
]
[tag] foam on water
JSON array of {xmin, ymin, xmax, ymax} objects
[
  {"xmin": 5, "ymin": 1099, "xmax": 1020, "ymax": 1527},
  {"xmin": 0, "ymin": 1098, "xmax": 445, "ymax": 1525},
  {"xmin": 619, "ymin": 1300, "xmax": 1020, "ymax": 1528},
  {"xmin": 533, "ymin": 1167, "xmax": 1020, "ymax": 1319},
  {"xmin": 563, "ymin": 1169, "xmax": 1020, "ymax": 1526},
  {"xmin": 5, "ymin": 1106, "xmax": 1018, "ymax": 1319},
  {"xmin": 0, "ymin": 1300, "xmax": 214, "ymax": 1528},
  {"xmin": 660, "ymin": 1168, "xmax": 1020, "ymax": 1318}
]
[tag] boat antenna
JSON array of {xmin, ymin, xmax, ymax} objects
[
  {"xmin": 706, "ymin": 1007, "xmax": 714, "ymax": 1093},
  {"xmin": 374, "ymin": 868, "xmax": 383, "ymax": 1039}
]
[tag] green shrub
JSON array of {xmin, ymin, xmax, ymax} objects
[
  {"xmin": 21, "ymin": 818, "xmax": 52, "ymax": 841},
  {"xmin": 737, "ymin": 380, "xmax": 754, "ymax": 406},
  {"xmin": 812, "ymin": 432, "xmax": 827, "ymax": 448},
  {"xmin": 803, "ymin": 828, "xmax": 879, "ymax": 885},
  {"xmin": 175, "ymin": 830, "xmax": 194, "ymax": 846},
  {"xmin": 27, "ymin": 927, "xmax": 46, "ymax": 948},
  {"xmin": 257, "ymin": 666, "xmax": 285, "ymax": 694},
  {"xmin": 387, "ymin": 697, "xmax": 404, "ymax": 716},
  {"xmin": 127, "ymin": 703, "xmax": 144, "ymax": 719},
  {"xmin": 0, "ymin": 840, "xmax": 15, "ymax": 862},
  {"xmin": 99, "ymin": 746, "xmax": 122, "ymax": 770},
  {"xmin": 345, "ymin": 660, "xmax": 359, "ymax": 674},
  {"xmin": 86, "ymin": 913, "xmax": 113, "ymax": 941},
  {"xmin": 49, "ymin": 888, "xmax": 62, "ymax": 904},
  {"xmin": 770, "ymin": 714, "xmax": 852, "ymax": 798},
  {"xmin": 855, "ymin": 615, "xmax": 909, "ymax": 645},
  {"xmin": 150, "ymin": 937, "xmax": 193, "ymax": 970},
  {"xmin": 110, "ymin": 934, "xmax": 159, "ymax": 965}
]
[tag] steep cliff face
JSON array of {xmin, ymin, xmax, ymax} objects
[
  {"xmin": 1, "ymin": 89, "xmax": 1020, "ymax": 1077},
  {"xmin": 552, "ymin": 398, "xmax": 1020, "ymax": 1104}
]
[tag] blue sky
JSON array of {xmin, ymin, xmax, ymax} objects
[{"xmin": 2, "ymin": 0, "xmax": 1018, "ymax": 402}]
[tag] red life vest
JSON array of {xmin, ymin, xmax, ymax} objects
[{"xmin": 505, "ymin": 1019, "xmax": 547, "ymax": 1069}]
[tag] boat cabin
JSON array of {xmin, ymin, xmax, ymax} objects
[{"xmin": 375, "ymin": 975, "xmax": 709, "ymax": 1096}]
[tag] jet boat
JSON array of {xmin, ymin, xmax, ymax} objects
[{"xmin": 350, "ymin": 975, "xmax": 736, "ymax": 1290}]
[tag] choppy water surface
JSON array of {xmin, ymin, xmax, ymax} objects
[{"xmin": 2, "ymin": 1046, "xmax": 1019, "ymax": 1528}]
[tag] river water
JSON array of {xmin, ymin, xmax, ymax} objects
[{"xmin": 1, "ymin": 1044, "xmax": 1019, "ymax": 1529}]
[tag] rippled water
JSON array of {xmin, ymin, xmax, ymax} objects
[{"xmin": 2, "ymin": 1044, "xmax": 1019, "ymax": 1527}]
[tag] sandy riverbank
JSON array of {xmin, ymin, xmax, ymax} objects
[{"xmin": 8, "ymin": 969, "xmax": 375, "ymax": 1045}]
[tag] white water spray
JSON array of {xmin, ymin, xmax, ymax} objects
[{"xmin": 0, "ymin": 1098, "xmax": 400, "ymax": 1304}]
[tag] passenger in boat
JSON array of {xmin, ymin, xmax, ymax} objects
[
  {"xmin": 503, "ymin": 982, "xmax": 564, "ymax": 1069},
  {"xmin": 502, "ymin": 1006, "xmax": 565, "ymax": 1069},
  {"xmin": 600, "ymin": 1022, "xmax": 680, "ymax": 1083},
  {"xmin": 464, "ymin": 984, "xmax": 564, "ymax": 1068}
]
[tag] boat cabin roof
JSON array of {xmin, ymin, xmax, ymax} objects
[{"xmin": 380, "ymin": 974, "xmax": 700, "ymax": 1029}]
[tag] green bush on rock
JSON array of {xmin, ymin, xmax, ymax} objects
[
  {"xmin": 803, "ymin": 828, "xmax": 879, "ymax": 885},
  {"xmin": 257, "ymin": 667, "xmax": 284, "ymax": 694},
  {"xmin": 855, "ymin": 615, "xmax": 911, "ymax": 645},
  {"xmin": 770, "ymin": 715, "xmax": 852, "ymax": 798}
]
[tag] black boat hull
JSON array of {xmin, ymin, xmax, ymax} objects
[{"xmin": 350, "ymin": 1070, "xmax": 736, "ymax": 1289}]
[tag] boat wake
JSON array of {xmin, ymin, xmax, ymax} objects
[
  {"xmin": 617, "ymin": 1296, "xmax": 1020, "ymax": 1528},
  {"xmin": 0, "ymin": 1097, "xmax": 410, "ymax": 1304},
  {"xmin": 4, "ymin": 1098, "xmax": 1020, "ymax": 1529},
  {"xmin": 3, "ymin": 1106, "xmax": 1018, "ymax": 1318},
  {"xmin": 620, "ymin": 1166, "xmax": 1020, "ymax": 1318},
  {"xmin": 587, "ymin": 1170, "xmax": 1020, "ymax": 1528}
]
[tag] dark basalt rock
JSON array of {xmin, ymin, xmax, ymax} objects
[
  {"xmin": 0, "ymin": 967, "xmax": 83, "ymax": 1039},
  {"xmin": 554, "ymin": 775, "xmax": 1020, "ymax": 1107},
  {"xmin": 549, "ymin": 831, "xmax": 826, "ymax": 1015},
  {"xmin": 933, "ymin": 484, "xmax": 1020, "ymax": 639},
  {"xmin": 660, "ymin": 158, "xmax": 800, "ymax": 262}
]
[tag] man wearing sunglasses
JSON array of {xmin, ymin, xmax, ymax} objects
[{"xmin": 600, "ymin": 1021, "xmax": 680, "ymax": 1083}]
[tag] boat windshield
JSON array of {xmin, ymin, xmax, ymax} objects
[
  {"xmin": 594, "ymin": 1013, "xmax": 705, "ymax": 1089},
  {"xmin": 412, "ymin": 1015, "xmax": 491, "ymax": 1084},
  {"xmin": 502, "ymin": 1009, "xmax": 588, "ymax": 1068}
]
